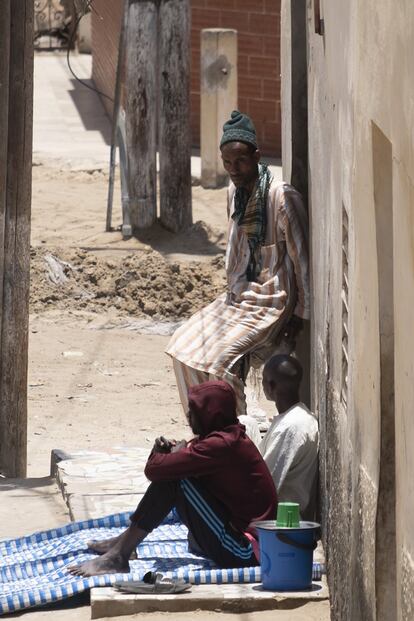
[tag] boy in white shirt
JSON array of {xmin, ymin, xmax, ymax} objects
[{"xmin": 260, "ymin": 355, "xmax": 319, "ymax": 520}]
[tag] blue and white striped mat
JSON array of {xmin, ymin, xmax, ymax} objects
[{"xmin": 0, "ymin": 511, "xmax": 323, "ymax": 614}]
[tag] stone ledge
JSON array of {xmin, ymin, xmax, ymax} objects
[
  {"xmin": 91, "ymin": 581, "xmax": 329, "ymax": 618},
  {"xmin": 52, "ymin": 447, "xmax": 150, "ymax": 521}
]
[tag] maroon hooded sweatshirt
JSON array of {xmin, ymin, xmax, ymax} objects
[{"xmin": 145, "ymin": 380, "xmax": 277, "ymax": 531}]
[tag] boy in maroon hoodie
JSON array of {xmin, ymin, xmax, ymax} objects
[{"xmin": 69, "ymin": 380, "xmax": 277, "ymax": 576}]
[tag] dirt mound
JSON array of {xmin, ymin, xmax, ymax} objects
[{"xmin": 30, "ymin": 247, "xmax": 226, "ymax": 320}]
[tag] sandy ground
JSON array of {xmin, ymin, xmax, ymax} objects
[
  {"xmin": 15, "ymin": 609, "xmax": 330, "ymax": 621},
  {"xmin": 31, "ymin": 165, "xmax": 228, "ymax": 260},
  {"xmin": 27, "ymin": 165, "xmax": 264, "ymax": 477},
  {"xmin": 0, "ymin": 50, "xmax": 330, "ymax": 621},
  {"xmin": 0, "ymin": 164, "xmax": 330, "ymax": 621}
]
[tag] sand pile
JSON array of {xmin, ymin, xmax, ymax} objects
[{"xmin": 30, "ymin": 247, "xmax": 226, "ymax": 319}]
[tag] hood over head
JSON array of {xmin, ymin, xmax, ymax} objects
[{"xmin": 188, "ymin": 380, "xmax": 238, "ymax": 436}]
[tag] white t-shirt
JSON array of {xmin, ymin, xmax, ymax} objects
[
  {"xmin": 259, "ymin": 403, "xmax": 319, "ymax": 518},
  {"xmin": 238, "ymin": 414, "xmax": 262, "ymax": 448}
]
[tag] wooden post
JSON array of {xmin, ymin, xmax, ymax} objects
[
  {"xmin": 0, "ymin": 0, "xmax": 34, "ymax": 477},
  {"xmin": 158, "ymin": 0, "xmax": 192, "ymax": 232},
  {"xmin": 125, "ymin": 0, "xmax": 157, "ymax": 230},
  {"xmin": 0, "ymin": 1, "xmax": 11, "ymax": 252},
  {"xmin": 200, "ymin": 29, "xmax": 237, "ymax": 189}
]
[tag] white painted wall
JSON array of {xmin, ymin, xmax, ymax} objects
[{"xmin": 304, "ymin": 1, "xmax": 414, "ymax": 619}]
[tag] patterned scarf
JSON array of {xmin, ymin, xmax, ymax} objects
[{"xmin": 231, "ymin": 163, "xmax": 272, "ymax": 281}]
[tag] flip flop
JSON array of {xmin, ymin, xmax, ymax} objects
[{"xmin": 114, "ymin": 571, "xmax": 192, "ymax": 594}]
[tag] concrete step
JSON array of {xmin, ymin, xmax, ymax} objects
[{"xmin": 91, "ymin": 581, "xmax": 329, "ymax": 618}]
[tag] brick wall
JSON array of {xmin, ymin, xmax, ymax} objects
[
  {"xmin": 91, "ymin": 0, "xmax": 281, "ymax": 156},
  {"xmin": 191, "ymin": 0, "xmax": 281, "ymax": 155}
]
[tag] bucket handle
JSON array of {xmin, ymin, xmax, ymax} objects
[{"xmin": 276, "ymin": 533, "xmax": 317, "ymax": 551}]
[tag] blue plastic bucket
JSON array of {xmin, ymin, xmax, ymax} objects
[{"xmin": 254, "ymin": 520, "xmax": 320, "ymax": 591}]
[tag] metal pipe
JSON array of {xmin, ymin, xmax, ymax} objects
[{"xmin": 106, "ymin": 0, "xmax": 128, "ymax": 232}]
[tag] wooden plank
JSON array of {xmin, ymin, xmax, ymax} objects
[
  {"xmin": 125, "ymin": 0, "xmax": 157, "ymax": 230},
  {"xmin": 0, "ymin": 2, "xmax": 10, "ymax": 339},
  {"xmin": 158, "ymin": 0, "xmax": 192, "ymax": 232},
  {"xmin": 0, "ymin": 0, "xmax": 34, "ymax": 477}
]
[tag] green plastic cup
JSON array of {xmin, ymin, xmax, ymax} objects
[{"xmin": 276, "ymin": 502, "xmax": 300, "ymax": 527}]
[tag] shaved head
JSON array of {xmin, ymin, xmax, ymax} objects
[
  {"xmin": 264, "ymin": 355, "xmax": 302, "ymax": 386},
  {"xmin": 262, "ymin": 355, "xmax": 303, "ymax": 407}
]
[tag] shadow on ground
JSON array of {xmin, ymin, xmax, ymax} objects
[{"xmin": 120, "ymin": 219, "xmax": 226, "ymax": 258}]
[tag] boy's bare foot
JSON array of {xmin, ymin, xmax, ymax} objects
[{"xmin": 68, "ymin": 550, "xmax": 130, "ymax": 576}]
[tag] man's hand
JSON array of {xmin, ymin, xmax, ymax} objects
[
  {"xmin": 153, "ymin": 436, "xmax": 173, "ymax": 454},
  {"xmin": 153, "ymin": 437, "xmax": 188, "ymax": 454},
  {"xmin": 171, "ymin": 439, "xmax": 187, "ymax": 453}
]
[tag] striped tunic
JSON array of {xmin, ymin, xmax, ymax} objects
[{"xmin": 166, "ymin": 177, "xmax": 309, "ymax": 379}]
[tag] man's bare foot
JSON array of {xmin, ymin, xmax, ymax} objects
[
  {"xmin": 68, "ymin": 550, "xmax": 130, "ymax": 577},
  {"xmin": 87, "ymin": 535, "xmax": 122, "ymax": 554},
  {"xmin": 87, "ymin": 535, "xmax": 137, "ymax": 559},
  {"xmin": 70, "ymin": 523, "xmax": 147, "ymax": 575}
]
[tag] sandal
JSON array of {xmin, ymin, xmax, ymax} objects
[{"xmin": 114, "ymin": 571, "xmax": 192, "ymax": 594}]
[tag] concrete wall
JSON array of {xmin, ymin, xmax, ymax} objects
[
  {"xmin": 303, "ymin": 1, "xmax": 414, "ymax": 619},
  {"xmin": 77, "ymin": 12, "xmax": 91, "ymax": 54},
  {"xmin": 90, "ymin": 0, "xmax": 282, "ymax": 156}
]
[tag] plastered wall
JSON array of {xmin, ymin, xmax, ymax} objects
[{"xmin": 301, "ymin": 1, "xmax": 414, "ymax": 619}]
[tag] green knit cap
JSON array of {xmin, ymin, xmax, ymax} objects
[{"xmin": 220, "ymin": 110, "xmax": 258, "ymax": 149}]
